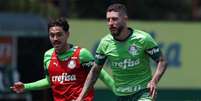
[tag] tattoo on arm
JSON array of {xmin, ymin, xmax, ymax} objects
[
  {"xmin": 80, "ymin": 63, "xmax": 103, "ymax": 97},
  {"xmin": 90, "ymin": 64, "xmax": 102, "ymax": 86},
  {"xmin": 152, "ymin": 55, "xmax": 167, "ymax": 83}
]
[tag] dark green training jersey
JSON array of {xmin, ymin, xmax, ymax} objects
[{"xmin": 95, "ymin": 28, "xmax": 161, "ymax": 96}]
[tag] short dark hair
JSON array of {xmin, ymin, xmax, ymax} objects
[
  {"xmin": 48, "ymin": 18, "xmax": 69, "ymax": 32},
  {"xmin": 107, "ymin": 3, "xmax": 127, "ymax": 16}
]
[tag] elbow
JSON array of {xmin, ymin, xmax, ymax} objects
[
  {"xmin": 92, "ymin": 63, "xmax": 103, "ymax": 74},
  {"xmin": 162, "ymin": 58, "xmax": 168, "ymax": 68},
  {"xmin": 157, "ymin": 56, "xmax": 168, "ymax": 69}
]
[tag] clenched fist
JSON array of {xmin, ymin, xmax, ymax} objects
[{"xmin": 10, "ymin": 82, "xmax": 25, "ymax": 93}]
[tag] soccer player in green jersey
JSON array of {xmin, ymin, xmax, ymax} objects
[
  {"xmin": 10, "ymin": 18, "xmax": 114, "ymax": 101},
  {"xmin": 76, "ymin": 3, "xmax": 167, "ymax": 101}
]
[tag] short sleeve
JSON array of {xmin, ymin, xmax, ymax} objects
[
  {"xmin": 43, "ymin": 49, "xmax": 53, "ymax": 76},
  {"xmin": 144, "ymin": 34, "xmax": 161, "ymax": 62},
  {"xmin": 79, "ymin": 48, "xmax": 94, "ymax": 70},
  {"xmin": 95, "ymin": 39, "xmax": 107, "ymax": 65}
]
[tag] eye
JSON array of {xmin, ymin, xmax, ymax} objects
[
  {"xmin": 107, "ymin": 18, "xmax": 110, "ymax": 22},
  {"xmin": 112, "ymin": 17, "xmax": 118, "ymax": 21},
  {"xmin": 107, "ymin": 17, "xmax": 118, "ymax": 23},
  {"xmin": 49, "ymin": 33, "xmax": 54, "ymax": 38},
  {"xmin": 56, "ymin": 32, "xmax": 63, "ymax": 37}
]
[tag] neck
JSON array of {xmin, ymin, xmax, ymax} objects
[
  {"xmin": 114, "ymin": 27, "xmax": 130, "ymax": 41},
  {"xmin": 56, "ymin": 44, "xmax": 69, "ymax": 54}
]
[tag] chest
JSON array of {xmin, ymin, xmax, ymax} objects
[
  {"xmin": 48, "ymin": 57, "xmax": 80, "ymax": 75},
  {"xmin": 106, "ymin": 40, "xmax": 145, "ymax": 61}
]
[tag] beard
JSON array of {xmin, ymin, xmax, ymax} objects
[{"xmin": 110, "ymin": 25, "xmax": 124, "ymax": 37}]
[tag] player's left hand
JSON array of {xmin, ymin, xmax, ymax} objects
[{"xmin": 147, "ymin": 80, "xmax": 157, "ymax": 100}]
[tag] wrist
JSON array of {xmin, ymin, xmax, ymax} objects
[
  {"xmin": 150, "ymin": 79, "xmax": 158, "ymax": 84},
  {"xmin": 24, "ymin": 84, "xmax": 28, "ymax": 90}
]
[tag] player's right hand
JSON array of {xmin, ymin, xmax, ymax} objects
[{"xmin": 10, "ymin": 82, "xmax": 25, "ymax": 93}]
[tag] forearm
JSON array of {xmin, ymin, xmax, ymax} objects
[
  {"xmin": 79, "ymin": 63, "xmax": 102, "ymax": 98},
  {"xmin": 99, "ymin": 69, "xmax": 114, "ymax": 91},
  {"xmin": 152, "ymin": 57, "xmax": 167, "ymax": 83},
  {"xmin": 24, "ymin": 77, "xmax": 50, "ymax": 91}
]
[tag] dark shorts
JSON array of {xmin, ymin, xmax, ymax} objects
[{"xmin": 117, "ymin": 88, "xmax": 152, "ymax": 101}]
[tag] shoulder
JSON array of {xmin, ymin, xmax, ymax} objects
[
  {"xmin": 99, "ymin": 34, "xmax": 114, "ymax": 46},
  {"xmin": 132, "ymin": 29, "xmax": 155, "ymax": 43},
  {"xmin": 72, "ymin": 46, "xmax": 92, "ymax": 57},
  {"xmin": 44, "ymin": 48, "xmax": 54, "ymax": 58},
  {"xmin": 133, "ymin": 29, "xmax": 151, "ymax": 39},
  {"xmin": 43, "ymin": 48, "xmax": 54, "ymax": 69},
  {"xmin": 78, "ymin": 47, "xmax": 94, "ymax": 63},
  {"xmin": 101, "ymin": 34, "xmax": 113, "ymax": 42},
  {"xmin": 72, "ymin": 46, "xmax": 90, "ymax": 55},
  {"xmin": 80, "ymin": 48, "xmax": 90, "ymax": 53}
]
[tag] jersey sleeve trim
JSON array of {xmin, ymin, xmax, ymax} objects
[
  {"xmin": 146, "ymin": 46, "xmax": 161, "ymax": 62},
  {"xmin": 95, "ymin": 53, "xmax": 107, "ymax": 65}
]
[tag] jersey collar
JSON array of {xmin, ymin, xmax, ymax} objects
[{"xmin": 114, "ymin": 27, "xmax": 133, "ymax": 42}]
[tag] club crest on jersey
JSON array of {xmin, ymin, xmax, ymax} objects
[
  {"xmin": 68, "ymin": 60, "xmax": 76, "ymax": 69},
  {"xmin": 128, "ymin": 45, "xmax": 139, "ymax": 56}
]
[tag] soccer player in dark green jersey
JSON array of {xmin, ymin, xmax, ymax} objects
[
  {"xmin": 10, "ymin": 18, "xmax": 114, "ymax": 101},
  {"xmin": 76, "ymin": 3, "xmax": 167, "ymax": 101}
]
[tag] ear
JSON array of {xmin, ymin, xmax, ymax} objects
[
  {"xmin": 124, "ymin": 15, "xmax": 128, "ymax": 21},
  {"xmin": 65, "ymin": 31, "xmax": 70, "ymax": 37}
]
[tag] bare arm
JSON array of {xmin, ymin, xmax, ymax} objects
[
  {"xmin": 147, "ymin": 55, "xmax": 167, "ymax": 98},
  {"xmin": 76, "ymin": 63, "xmax": 103, "ymax": 101}
]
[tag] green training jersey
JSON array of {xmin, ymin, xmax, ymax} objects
[
  {"xmin": 24, "ymin": 45, "xmax": 114, "ymax": 91},
  {"xmin": 43, "ymin": 45, "xmax": 94, "ymax": 71},
  {"xmin": 24, "ymin": 45, "xmax": 94, "ymax": 90},
  {"xmin": 95, "ymin": 28, "xmax": 161, "ymax": 96}
]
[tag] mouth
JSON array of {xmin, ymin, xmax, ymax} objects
[
  {"xmin": 53, "ymin": 42, "xmax": 61, "ymax": 48},
  {"xmin": 110, "ymin": 27, "xmax": 117, "ymax": 32},
  {"xmin": 54, "ymin": 44, "xmax": 60, "ymax": 48}
]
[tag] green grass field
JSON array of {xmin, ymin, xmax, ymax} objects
[{"xmin": 68, "ymin": 19, "xmax": 201, "ymax": 89}]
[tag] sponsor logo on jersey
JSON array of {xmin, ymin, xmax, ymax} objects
[
  {"xmin": 128, "ymin": 45, "xmax": 139, "ymax": 56},
  {"xmin": 116, "ymin": 85, "xmax": 142, "ymax": 93},
  {"xmin": 53, "ymin": 62, "xmax": 58, "ymax": 67},
  {"xmin": 82, "ymin": 61, "xmax": 93, "ymax": 68},
  {"xmin": 51, "ymin": 73, "xmax": 76, "ymax": 84},
  {"xmin": 68, "ymin": 60, "xmax": 76, "ymax": 69},
  {"xmin": 95, "ymin": 53, "xmax": 106, "ymax": 60},
  {"xmin": 146, "ymin": 47, "xmax": 160, "ymax": 55},
  {"xmin": 111, "ymin": 58, "xmax": 140, "ymax": 69}
]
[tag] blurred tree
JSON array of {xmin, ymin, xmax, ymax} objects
[
  {"xmin": 192, "ymin": 0, "xmax": 201, "ymax": 20},
  {"xmin": 73, "ymin": 0, "xmax": 107, "ymax": 18},
  {"xmin": 48, "ymin": 0, "xmax": 69, "ymax": 17},
  {"xmin": 0, "ymin": 0, "xmax": 59, "ymax": 18},
  {"xmin": 0, "ymin": 0, "xmax": 194, "ymax": 20},
  {"xmin": 126, "ymin": 0, "xmax": 191, "ymax": 20}
]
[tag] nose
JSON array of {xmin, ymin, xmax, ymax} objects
[
  {"xmin": 53, "ymin": 35, "xmax": 58, "ymax": 41},
  {"xmin": 108, "ymin": 19, "xmax": 114, "ymax": 26}
]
